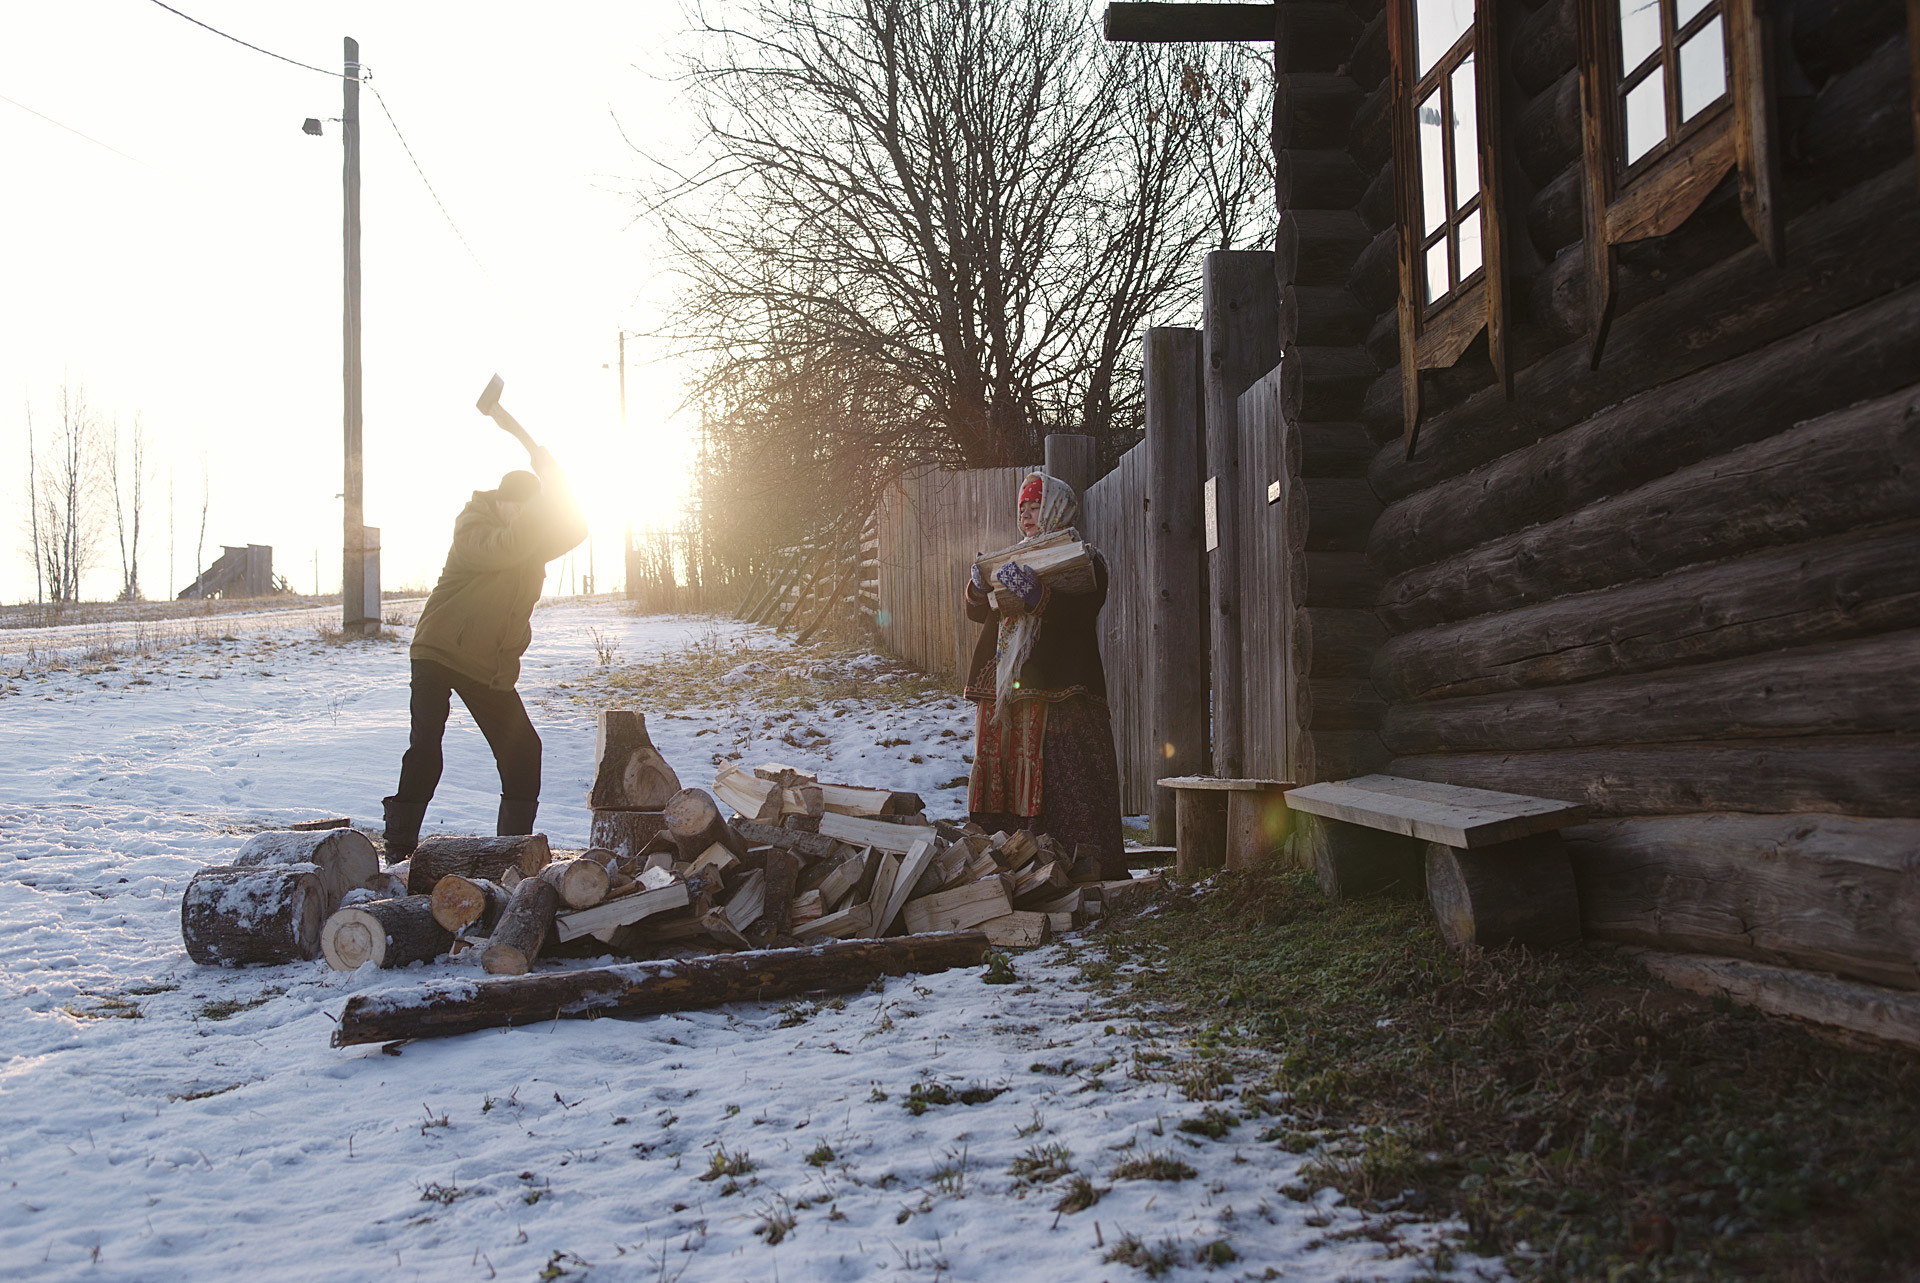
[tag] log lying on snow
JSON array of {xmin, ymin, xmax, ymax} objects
[
  {"xmin": 331, "ymin": 930, "xmax": 992, "ymax": 1046},
  {"xmin": 182, "ymin": 865, "xmax": 327, "ymax": 966},
  {"xmin": 321, "ymin": 895, "xmax": 451, "ymax": 970},
  {"xmin": 588, "ymin": 710, "xmax": 681, "ymax": 810},
  {"xmin": 430, "ymin": 875, "xmax": 512, "ymax": 934},
  {"xmin": 406, "ymin": 834, "xmax": 551, "ymax": 896},
  {"xmin": 233, "ymin": 828, "xmax": 379, "ymax": 912}
]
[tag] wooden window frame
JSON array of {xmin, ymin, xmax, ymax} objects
[
  {"xmin": 1391, "ymin": 0, "xmax": 1511, "ymax": 459},
  {"xmin": 1578, "ymin": 0, "xmax": 1783, "ymax": 367}
]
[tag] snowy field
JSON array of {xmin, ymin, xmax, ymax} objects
[{"xmin": 0, "ymin": 601, "xmax": 1495, "ymax": 1282}]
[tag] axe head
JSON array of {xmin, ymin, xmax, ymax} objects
[{"xmin": 476, "ymin": 374, "xmax": 505, "ymax": 415}]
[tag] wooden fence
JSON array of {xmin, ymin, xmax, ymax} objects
[{"xmin": 1081, "ymin": 440, "xmax": 1155, "ymax": 814}]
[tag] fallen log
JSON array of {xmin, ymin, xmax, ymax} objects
[
  {"xmin": 330, "ymin": 931, "xmax": 992, "ymax": 1047},
  {"xmin": 482, "ymin": 877, "xmax": 559, "ymax": 975},
  {"xmin": 321, "ymin": 895, "xmax": 451, "ymax": 970},
  {"xmin": 182, "ymin": 865, "xmax": 327, "ymax": 966},
  {"xmin": 233, "ymin": 828, "xmax": 378, "ymax": 913},
  {"xmin": 406, "ymin": 834, "xmax": 551, "ymax": 896}
]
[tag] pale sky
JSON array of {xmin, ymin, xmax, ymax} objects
[{"xmin": 0, "ymin": 0, "xmax": 700, "ymax": 603}]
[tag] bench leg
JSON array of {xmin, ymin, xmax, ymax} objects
[
  {"xmin": 1303, "ymin": 814, "xmax": 1424, "ymax": 899},
  {"xmin": 1173, "ymin": 790, "xmax": 1228, "ymax": 878},
  {"xmin": 1425, "ymin": 833, "xmax": 1581, "ymax": 949},
  {"xmin": 1224, "ymin": 793, "xmax": 1292, "ymax": 871}
]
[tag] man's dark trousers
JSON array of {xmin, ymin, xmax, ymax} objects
[{"xmin": 392, "ymin": 657, "xmax": 542, "ymax": 828}]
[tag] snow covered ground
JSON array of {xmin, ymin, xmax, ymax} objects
[{"xmin": 0, "ymin": 600, "xmax": 1496, "ymax": 1281}]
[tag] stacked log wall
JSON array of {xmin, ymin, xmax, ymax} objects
[{"xmin": 1327, "ymin": 0, "xmax": 1919, "ymax": 990}]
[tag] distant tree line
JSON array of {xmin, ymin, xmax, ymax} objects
[{"xmin": 641, "ymin": 0, "xmax": 1273, "ymax": 582}]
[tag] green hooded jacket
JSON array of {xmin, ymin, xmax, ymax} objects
[{"xmin": 410, "ymin": 448, "xmax": 588, "ymax": 690}]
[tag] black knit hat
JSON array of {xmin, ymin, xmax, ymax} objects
[{"xmin": 497, "ymin": 470, "xmax": 541, "ymax": 502}]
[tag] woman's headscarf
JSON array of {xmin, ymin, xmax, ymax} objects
[{"xmin": 993, "ymin": 471, "xmax": 1079, "ymax": 718}]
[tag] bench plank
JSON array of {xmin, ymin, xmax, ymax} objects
[
  {"xmin": 1284, "ymin": 775, "xmax": 1586, "ymax": 848},
  {"xmin": 1157, "ymin": 776, "xmax": 1293, "ymax": 792}
]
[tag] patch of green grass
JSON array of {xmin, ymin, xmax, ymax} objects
[
  {"xmin": 699, "ymin": 1145, "xmax": 754, "ymax": 1181},
  {"xmin": 806, "ymin": 1142, "xmax": 834, "ymax": 1167},
  {"xmin": 1095, "ymin": 865, "xmax": 1920, "ymax": 1280},
  {"xmin": 1109, "ymin": 1151, "xmax": 1196, "ymax": 1182},
  {"xmin": 982, "ymin": 951, "xmax": 1017, "ymax": 985},
  {"xmin": 1104, "ymin": 1233, "xmax": 1181, "ymax": 1277}
]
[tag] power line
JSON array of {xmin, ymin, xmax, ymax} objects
[
  {"xmin": 367, "ymin": 85, "xmax": 492, "ymax": 278},
  {"xmin": 0, "ymin": 91, "xmax": 152, "ymax": 167},
  {"xmin": 144, "ymin": 0, "xmax": 345, "ymax": 79}
]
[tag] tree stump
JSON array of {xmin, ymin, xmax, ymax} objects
[
  {"xmin": 233, "ymin": 828, "xmax": 378, "ymax": 913},
  {"xmin": 589, "ymin": 809, "xmax": 669, "ymax": 858},
  {"xmin": 1301, "ymin": 813, "xmax": 1424, "ymax": 899},
  {"xmin": 1174, "ymin": 789, "xmax": 1228, "ymax": 877},
  {"xmin": 482, "ymin": 877, "xmax": 559, "ymax": 975},
  {"xmin": 405, "ymin": 834, "xmax": 551, "ymax": 896},
  {"xmin": 589, "ymin": 710, "xmax": 681, "ymax": 809},
  {"xmin": 1425, "ymin": 833, "xmax": 1582, "ymax": 949},
  {"xmin": 181, "ymin": 866, "xmax": 326, "ymax": 966},
  {"xmin": 430, "ymin": 875, "xmax": 512, "ymax": 934},
  {"xmin": 320, "ymin": 895, "xmax": 450, "ymax": 970}
]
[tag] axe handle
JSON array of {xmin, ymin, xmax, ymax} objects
[{"xmin": 484, "ymin": 406, "xmax": 537, "ymax": 453}]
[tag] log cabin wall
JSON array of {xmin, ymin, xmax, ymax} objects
[{"xmin": 1294, "ymin": 0, "xmax": 1920, "ymax": 990}]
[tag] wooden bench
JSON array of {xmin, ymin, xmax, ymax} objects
[
  {"xmin": 1154, "ymin": 777, "xmax": 1295, "ymax": 877},
  {"xmin": 1283, "ymin": 775, "xmax": 1587, "ymax": 949}
]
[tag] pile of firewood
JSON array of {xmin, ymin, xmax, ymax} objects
[{"xmin": 181, "ymin": 710, "xmax": 1157, "ymax": 977}]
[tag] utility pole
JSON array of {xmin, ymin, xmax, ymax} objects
[{"xmin": 341, "ymin": 36, "xmax": 375, "ymax": 634}]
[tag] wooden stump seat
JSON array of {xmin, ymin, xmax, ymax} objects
[
  {"xmin": 1283, "ymin": 775, "xmax": 1587, "ymax": 949},
  {"xmin": 1154, "ymin": 777, "xmax": 1295, "ymax": 877}
]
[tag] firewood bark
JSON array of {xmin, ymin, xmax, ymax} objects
[
  {"xmin": 482, "ymin": 877, "xmax": 559, "ymax": 975},
  {"xmin": 233, "ymin": 828, "xmax": 378, "ymax": 913},
  {"xmin": 539, "ymin": 852, "xmax": 615, "ymax": 909},
  {"xmin": 664, "ymin": 788, "xmax": 746, "ymax": 860},
  {"xmin": 406, "ymin": 834, "xmax": 551, "ymax": 896},
  {"xmin": 589, "ymin": 809, "xmax": 669, "ymax": 858},
  {"xmin": 748, "ymin": 848, "xmax": 802, "ymax": 947},
  {"xmin": 589, "ymin": 710, "xmax": 681, "ymax": 809},
  {"xmin": 321, "ymin": 895, "xmax": 450, "ymax": 970},
  {"xmin": 181, "ymin": 865, "xmax": 326, "ymax": 966},
  {"xmin": 735, "ymin": 817, "xmax": 840, "ymax": 861},
  {"xmin": 430, "ymin": 875, "xmax": 512, "ymax": 933},
  {"xmin": 1425, "ymin": 834, "xmax": 1582, "ymax": 950},
  {"xmin": 332, "ymin": 932, "xmax": 993, "ymax": 1046}
]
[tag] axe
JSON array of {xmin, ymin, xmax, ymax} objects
[{"xmin": 475, "ymin": 374, "xmax": 536, "ymax": 453}]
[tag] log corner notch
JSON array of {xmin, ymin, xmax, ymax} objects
[
  {"xmin": 331, "ymin": 931, "xmax": 992, "ymax": 1047},
  {"xmin": 1103, "ymin": 3, "xmax": 1276, "ymax": 43}
]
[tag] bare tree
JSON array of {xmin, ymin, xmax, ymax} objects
[
  {"xmin": 108, "ymin": 415, "xmax": 152, "ymax": 601},
  {"xmin": 643, "ymin": 0, "xmax": 1273, "ymax": 494},
  {"xmin": 24, "ymin": 409, "xmax": 45, "ymax": 605},
  {"xmin": 28, "ymin": 385, "xmax": 104, "ymax": 603},
  {"xmin": 194, "ymin": 455, "xmax": 210, "ymax": 596}
]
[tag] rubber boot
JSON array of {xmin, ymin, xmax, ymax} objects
[
  {"xmin": 381, "ymin": 796, "xmax": 427, "ymax": 865},
  {"xmin": 497, "ymin": 796, "xmax": 539, "ymax": 837}
]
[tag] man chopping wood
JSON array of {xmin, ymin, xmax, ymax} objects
[{"xmin": 380, "ymin": 382, "xmax": 588, "ymax": 861}]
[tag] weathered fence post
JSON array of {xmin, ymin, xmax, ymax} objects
[
  {"xmin": 1203, "ymin": 251, "xmax": 1279, "ymax": 778},
  {"xmin": 1044, "ymin": 433, "xmax": 1097, "ymax": 499},
  {"xmin": 1144, "ymin": 328, "xmax": 1209, "ymax": 846}
]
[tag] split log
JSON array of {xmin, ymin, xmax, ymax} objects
[
  {"xmin": 789, "ymin": 888, "xmax": 825, "ymax": 925},
  {"xmin": 719, "ymin": 868, "xmax": 767, "ymax": 935},
  {"xmin": 588, "ymin": 710, "xmax": 681, "ymax": 810},
  {"xmin": 732, "ymin": 817, "xmax": 839, "ymax": 861},
  {"xmin": 539, "ymin": 851, "xmax": 615, "ymax": 910},
  {"xmin": 1299, "ymin": 814, "xmax": 1424, "ymax": 899},
  {"xmin": 331, "ymin": 931, "xmax": 993, "ymax": 1046},
  {"xmin": 884, "ymin": 791, "xmax": 926, "ymax": 816},
  {"xmin": 815, "ymin": 847, "xmax": 874, "ymax": 910},
  {"xmin": 234, "ymin": 828, "xmax": 378, "ymax": 913},
  {"xmin": 664, "ymin": 787, "xmax": 749, "ymax": 863},
  {"xmin": 791, "ymin": 902, "xmax": 871, "ymax": 939},
  {"xmin": 904, "ymin": 879, "xmax": 1013, "ymax": 934},
  {"xmin": 713, "ymin": 763, "xmax": 782, "ymax": 822},
  {"xmin": 754, "ymin": 762, "xmax": 818, "ymax": 786},
  {"xmin": 1424, "ymin": 834, "xmax": 1582, "ymax": 950},
  {"xmin": 181, "ymin": 866, "xmax": 326, "ymax": 966},
  {"xmin": 430, "ymin": 874, "xmax": 512, "ymax": 933},
  {"xmin": 481, "ymin": 877, "xmax": 559, "ymax": 975},
  {"xmin": 686, "ymin": 843, "xmax": 739, "ymax": 880},
  {"xmin": 979, "ymin": 911, "xmax": 1050, "ymax": 948},
  {"xmin": 819, "ymin": 812, "xmax": 933, "ymax": 854},
  {"xmin": 321, "ymin": 895, "xmax": 451, "ymax": 971},
  {"xmin": 1376, "ymin": 385, "xmax": 1920, "ymax": 632},
  {"xmin": 780, "ymin": 785, "xmax": 825, "ymax": 818},
  {"xmin": 874, "ymin": 838, "xmax": 939, "ymax": 937},
  {"xmin": 406, "ymin": 834, "xmax": 551, "ymax": 897},
  {"xmin": 551, "ymin": 878, "xmax": 691, "ymax": 942},
  {"xmin": 749, "ymin": 848, "xmax": 802, "ymax": 947},
  {"xmin": 817, "ymin": 783, "xmax": 890, "ymax": 816},
  {"xmin": 588, "ymin": 809, "xmax": 669, "ymax": 859},
  {"xmin": 858, "ymin": 853, "xmax": 902, "ymax": 938}
]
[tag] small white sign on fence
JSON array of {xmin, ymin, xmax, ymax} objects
[{"xmin": 1203, "ymin": 476, "xmax": 1219, "ymax": 553}]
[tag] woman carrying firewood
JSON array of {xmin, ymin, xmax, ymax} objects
[{"xmin": 963, "ymin": 471, "xmax": 1125, "ymax": 878}]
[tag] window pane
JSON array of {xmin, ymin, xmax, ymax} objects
[
  {"xmin": 1676, "ymin": 0, "xmax": 1713, "ymax": 26},
  {"xmin": 1458, "ymin": 209, "xmax": 1483, "ymax": 280},
  {"xmin": 1623, "ymin": 69, "xmax": 1666, "ymax": 163},
  {"xmin": 1416, "ymin": 0, "xmax": 1474, "ymax": 76},
  {"xmin": 1678, "ymin": 16, "xmax": 1726, "ymax": 121},
  {"xmin": 1425, "ymin": 236, "xmax": 1451, "ymax": 304},
  {"xmin": 1417, "ymin": 89, "xmax": 1447, "ymax": 234},
  {"xmin": 1617, "ymin": 0, "xmax": 1661, "ymax": 73},
  {"xmin": 1450, "ymin": 56, "xmax": 1479, "ymax": 208}
]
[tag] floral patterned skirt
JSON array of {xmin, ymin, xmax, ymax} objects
[{"xmin": 968, "ymin": 693, "xmax": 1126, "ymax": 879}]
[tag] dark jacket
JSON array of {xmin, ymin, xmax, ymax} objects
[
  {"xmin": 411, "ymin": 449, "xmax": 587, "ymax": 690},
  {"xmin": 963, "ymin": 549, "xmax": 1109, "ymax": 704}
]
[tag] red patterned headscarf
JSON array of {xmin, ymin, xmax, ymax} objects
[{"xmin": 1018, "ymin": 475, "xmax": 1044, "ymax": 506}]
